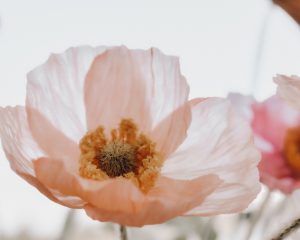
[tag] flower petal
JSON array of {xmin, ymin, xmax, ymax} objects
[
  {"xmin": 227, "ymin": 92, "xmax": 254, "ymax": 121},
  {"xmin": 162, "ymin": 98, "xmax": 261, "ymax": 215},
  {"xmin": 0, "ymin": 106, "xmax": 41, "ymax": 175},
  {"xmin": 84, "ymin": 174, "xmax": 221, "ymax": 226},
  {"xmin": 20, "ymin": 172, "xmax": 84, "ymax": 208},
  {"xmin": 26, "ymin": 46, "xmax": 106, "ymax": 142},
  {"xmin": 275, "ymin": 74, "xmax": 300, "ymax": 110},
  {"xmin": 252, "ymin": 95, "xmax": 300, "ymax": 150},
  {"xmin": 84, "ymin": 46, "xmax": 190, "ymax": 155},
  {"xmin": 0, "ymin": 106, "xmax": 85, "ymax": 208},
  {"xmin": 33, "ymin": 157, "xmax": 221, "ymax": 226},
  {"xmin": 26, "ymin": 107, "xmax": 79, "ymax": 172},
  {"xmin": 259, "ymin": 151, "xmax": 300, "ymax": 194}
]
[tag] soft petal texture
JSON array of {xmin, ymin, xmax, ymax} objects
[
  {"xmin": 84, "ymin": 46, "xmax": 190, "ymax": 156},
  {"xmin": 26, "ymin": 107, "xmax": 79, "ymax": 173},
  {"xmin": 161, "ymin": 98, "xmax": 261, "ymax": 215},
  {"xmin": 230, "ymin": 93, "xmax": 300, "ymax": 194},
  {"xmin": 275, "ymin": 74, "xmax": 300, "ymax": 111},
  {"xmin": 259, "ymin": 152, "xmax": 300, "ymax": 194},
  {"xmin": 1, "ymin": 45, "xmax": 262, "ymax": 226},
  {"xmin": 33, "ymin": 157, "xmax": 221, "ymax": 226},
  {"xmin": 0, "ymin": 106, "xmax": 85, "ymax": 208},
  {"xmin": 26, "ymin": 46, "xmax": 106, "ymax": 142},
  {"xmin": 227, "ymin": 93, "xmax": 254, "ymax": 121},
  {"xmin": 252, "ymin": 95, "xmax": 300, "ymax": 150},
  {"xmin": 252, "ymin": 96, "xmax": 300, "ymax": 194}
]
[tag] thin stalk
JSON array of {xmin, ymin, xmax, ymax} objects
[
  {"xmin": 250, "ymin": 3, "xmax": 274, "ymax": 94},
  {"xmin": 57, "ymin": 209, "xmax": 75, "ymax": 240},
  {"xmin": 272, "ymin": 218, "xmax": 300, "ymax": 240},
  {"xmin": 120, "ymin": 225, "xmax": 128, "ymax": 240},
  {"xmin": 202, "ymin": 217, "xmax": 214, "ymax": 240}
]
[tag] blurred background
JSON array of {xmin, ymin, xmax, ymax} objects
[{"xmin": 0, "ymin": 0, "xmax": 300, "ymax": 239}]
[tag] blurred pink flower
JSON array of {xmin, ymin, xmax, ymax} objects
[
  {"xmin": 229, "ymin": 87, "xmax": 300, "ymax": 194},
  {"xmin": 0, "ymin": 46, "xmax": 260, "ymax": 226}
]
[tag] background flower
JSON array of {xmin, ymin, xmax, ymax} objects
[{"xmin": 229, "ymin": 92, "xmax": 300, "ymax": 194}]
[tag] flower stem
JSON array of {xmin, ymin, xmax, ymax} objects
[
  {"xmin": 120, "ymin": 225, "xmax": 128, "ymax": 240},
  {"xmin": 250, "ymin": 2, "xmax": 274, "ymax": 94},
  {"xmin": 57, "ymin": 209, "xmax": 75, "ymax": 240},
  {"xmin": 272, "ymin": 218, "xmax": 300, "ymax": 240}
]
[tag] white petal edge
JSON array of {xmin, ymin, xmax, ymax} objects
[
  {"xmin": 26, "ymin": 46, "xmax": 107, "ymax": 142},
  {"xmin": 161, "ymin": 98, "xmax": 261, "ymax": 215},
  {"xmin": 274, "ymin": 74, "xmax": 300, "ymax": 111},
  {"xmin": 0, "ymin": 106, "xmax": 85, "ymax": 208}
]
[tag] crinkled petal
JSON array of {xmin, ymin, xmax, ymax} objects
[
  {"xmin": 84, "ymin": 46, "xmax": 190, "ymax": 156},
  {"xmin": 252, "ymin": 95, "xmax": 300, "ymax": 150},
  {"xmin": 20, "ymin": 172, "xmax": 83, "ymax": 208},
  {"xmin": 26, "ymin": 46, "xmax": 106, "ymax": 142},
  {"xmin": 84, "ymin": 174, "xmax": 220, "ymax": 226},
  {"xmin": 26, "ymin": 107, "xmax": 79, "ymax": 172},
  {"xmin": 33, "ymin": 157, "xmax": 221, "ymax": 226},
  {"xmin": 162, "ymin": 98, "xmax": 261, "ymax": 215},
  {"xmin": 275, "ymin": 74, "xmax": 300, "ymax": 111},
  {"xmin": 0, "ymin": 106, "xmax": 85, "ymax": 208}
]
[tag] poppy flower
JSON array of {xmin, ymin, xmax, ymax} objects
[
  {"xmin": 273, "ymin": 0, "xmax": 300, "ymax": 25},
  {"xmin": 229, "ymin": 83, "xmax": 300, "ymax": 194},
  {"xmin": 0, "ymin": 46, "xmax": 260, "ymax": 226}
]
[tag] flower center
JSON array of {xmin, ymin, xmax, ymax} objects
[
  {"xmin": 79, "ymin": 119, "xmax": 162, "ymax": 192},
  {"xmin": 96, "ymin": 142, "xmax": 137, "ymax": 177},
  {"xmin": 284, "ymin": 127, "xmax": 300, "ymax": 174}
]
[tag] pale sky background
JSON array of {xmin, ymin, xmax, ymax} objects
[{"xmin": 0, "ymin": 0, "xmax": 300, "ymax": 238}]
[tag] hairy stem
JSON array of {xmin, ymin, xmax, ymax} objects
[{"xmin": 272, "ymin": 218, "xmax": 300, "ymax": 240}]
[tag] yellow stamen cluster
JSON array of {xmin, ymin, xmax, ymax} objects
[
  {"xmin": 79, "ymin": 119, "xmax": 162, "ymax": 192},
  {"xmin": 284, "ymin": 127, "xmax": 300, "ymax": 174}
]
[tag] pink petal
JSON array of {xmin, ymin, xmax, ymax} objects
[
  {"xmin": 151, "ymin": 101, "xmax": 191, "ymax": 157},
  {"xmin": 84, "ymin": 46, "xmax": 190, "ymax": 156},
  {"xmin": 0, "ymin": 106, "xmax": 85, "ymax": 208},
  {"xmin": 275, "ymin": 74, "xmax": 300, "ymax": 110},
  {"xmin": 26, "ymin": 46, "xmax": 106, "ymax": 142},
  {"xmin": 20, "ymin": 172, "xmax": 84, "ymax": 208},
  {"xmin": 227, "ymin": 92, "xmax": 254, "ymax": 121},
  {"xmin": 252, "ymin": 95, "xmax": 300, "ymax": 150},
  {"xmin": 259, "ymin": 151, "xmax": 300, "ymax": 194},
  {"xmin": 33, "ymin": 157, "xmax": 221, "ymax": 226},
  {"xmin": 26, "ymin": 107, "xmax": 79, "ymax": 173},
  {"xmin": 84, "ymin": 174, "xmax": 221, "ymax": 226},
  {"xmin": 162, "ymin": 98, "xmax": 261, "ymax": 215}
]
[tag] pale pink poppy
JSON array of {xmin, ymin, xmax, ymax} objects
[
  {"xmin": 229, "ymin": 88, "xmax": 300, "ymax": 194},
  {"xmin": 0, "ymin": 46, "xmax": 260, "ymax": 226}
]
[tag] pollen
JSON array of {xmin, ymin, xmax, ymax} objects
[
  {"xmin": 79, "ymin": 119, "xmax": 162, "ymax": 193},
  {"xmin": 283, "ymin": 127, "xmax": 300, "ymax": 174}
]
